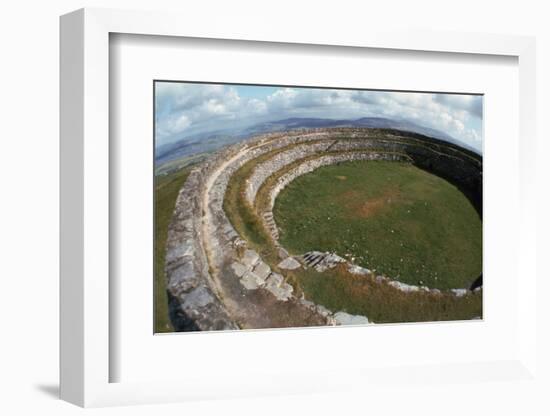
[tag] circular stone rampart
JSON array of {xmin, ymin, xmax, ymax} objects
[{"xmin": 165, "ymin": 128, "xmax": 482, "ymax": 331}]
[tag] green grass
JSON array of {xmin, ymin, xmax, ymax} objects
[
  {"xmin": 286, "ymin": 265, "xmax": 482, "ymax": 323},
  {"xmin": 223, "ymin": 144, "xmax": 310, "ymax": 265},
  {"xmin": 274, "ymin": 160, "xmax": 482, "ymax": 290},
  {"xmin": 154, "ymin": 167, "xmax": 191, "ymax": 333},
  {"xmin": 224, "ymin": 149, "xmax": 482, "ymax": 323}
]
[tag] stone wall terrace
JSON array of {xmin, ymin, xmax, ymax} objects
[
  {"xmin": 244, "ymin": 141, "xmax": 335, "ymax": 205},
  {"xmin": 165, "ymin": 130, "xmax": 333, "ymax": 331},
  {"xmin": 164, "ymin": 127, "xmax": 483, "ymax": 331}
]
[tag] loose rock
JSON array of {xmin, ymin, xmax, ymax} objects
[
  {"xmin": 241, "ymin": 249, "xmax": 260, "ymax": 268},
  {"xmin": 450, "ymin": 288, "xmax": 468, "ymax": 297},
  {"xmin": 168, "ymin": 261, "xmax": 199, "ymax": 296},
  {"xmin": 348, "ymin": 264, "xmax": 371, "ymax": 275},
  {"xmin": 181, "ymin": 286, "xmax": 215, "ymax": 310},
  {"xmin": 240, "ymin": 270, "xmax": 265, "ymax": 290},
  {"xmin": 253, "ymin": 261, "xmax": 271, "ymax": 281},
  {"xmin": 277, "ymin": 257, "xmax": 301, "ymax": 270},
  {"xmin": 333, "ymin": 311, "xmax": 370, "ymax": 326},
  {"xmin": 230, "ymin": 262, "xmax": 248, "ymax": 278},
  {"xmin": 388, "ymin": 280, "xmax": 420, "ymax": 292},
  {"xmin": 265, "ymin": 272, "xmax": 293, "ymax": 301}
]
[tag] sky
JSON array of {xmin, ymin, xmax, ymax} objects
[{"xmin": 155, "ymin": 82, "xmax": 483, "ymax": 151}]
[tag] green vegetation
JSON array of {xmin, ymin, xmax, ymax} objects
[
  {"xmin": 286, "ymin": 266, "xmax": 482, "ymax": 323},
  {"xmin": 224, "ymin": 151, "xmax": 482, "ymax": 323},
  {"xmin": 154, "ymin": 166, "xmax": 191, "ymax": 333},
  {"xmin": 223, "ymin": 143, "xmax": 318, "ymax": 265},
  {"xmin": 155, "ymin": 152, "xmax": 209, "ymax": 176},
  {"xmin": 274, "ymin": 161, "xmax": 482, "ymax": 290}
]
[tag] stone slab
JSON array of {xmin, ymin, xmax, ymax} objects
[
  {"xmin": 240, "ymin": 270, "xmax": 265, "ymax": 290},
  {"xmin": 181, "ymin": 286, "xmax": 215, "ymax": 311},
  {"xmin": 253, "ymin": 261, "xmax": 271, "ymax": 281},
  {"xmin": 241, "ymin": 249, "xmax": 260, "ymax": 268},
  {"xmin": 168, "ymin": 261, "xmax": 199, "ymax": 296},
  {"xmin": 277, "ymin": 257, "xmax": 301, "ymax": 270},
  {"xmin": 266, "ymin": 282, "xmax": 293, "ymax": 301},
  {"xmin": 450, "ymin": 288, "xmax": 468, "ymax": 297},
  {"xmin": 230, "ymin": 262, "xmax": 248, "ymax": 278},
  {"xmin": 333, "ymin": 311, "xmax": 370, "ymax": 326}
]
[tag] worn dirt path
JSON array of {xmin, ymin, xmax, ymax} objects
[
  {"xmin": 199, "ymin": 141, "xmax": 328, "ymax": 329},
  {"xmin": 200, "ymin": 145, "xmax": 251, "ymax": 307}
]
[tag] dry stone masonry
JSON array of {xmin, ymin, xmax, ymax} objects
[{"xmin": 165, "ymin": 128, "xmax": 482, "ymax": 331}]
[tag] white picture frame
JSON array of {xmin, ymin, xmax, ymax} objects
[{"xmin": 60, "ymin": 7, "xmax": 538, "ymax": 407}]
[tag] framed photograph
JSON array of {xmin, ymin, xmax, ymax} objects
[
  {"xmin": 60, "ymin": 8, "xmax": 538, "ymax": 407},
  {"xmin": 154, "ymin": 80, "xmax": 484, "ymax": 334}
]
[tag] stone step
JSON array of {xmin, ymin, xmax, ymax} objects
[
  {"xmin": 303, "ymin": 252, "xmax": 324, "ymax": 264},
  {"xmin": 303, "ymin": 252, "xmax": 317, "ymax": 262},
  {"xmin": 309, "ymin": 256, "xmax": 325, "ymax": 268},
  {"xmin": 301, "ymin": 251, "xmax": 345, "ymax": 272},
  {"xmin": 266, "ymin": 221, "xmax": 277, "ymax": 229},
  {"xmin": 261, "ymin": 211, "xmax": 280, "ymax": 240}
]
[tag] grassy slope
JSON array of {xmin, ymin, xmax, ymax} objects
[
  {"xmin": 154, "ymin": 167, "xmax": 191, "ymax": 333},
  {"xmin": 223, "ymin": 144, "xmax": 310, "ymax": 264},
  {"xmin": 287, "ymin": 266, "xmax": 482, "ymax": 323},
  {"xmin": 274, "ymin": 161, "xmax": 482, "ymax": 290}
]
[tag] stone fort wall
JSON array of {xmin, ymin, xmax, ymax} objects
[{"xmin": 164, "ymin": 128, "xmax": 482, "ymax": 331}]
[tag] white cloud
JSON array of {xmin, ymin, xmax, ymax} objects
[
  {"xmin": 247, "ymin": 98, "xmax": 268, "ymax": 114},
  {"xmin": 174, "ymin": 114, "xmax": 191, "ymax": 130},
  {"xmin": 155, "ymin": 83, "xmax": 483, "ymax": 151},
  {"xmin": 433, "ymin": 94, "xmax": 483, "ymax": 118}
]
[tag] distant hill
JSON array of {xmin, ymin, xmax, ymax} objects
[
  {"xmin": 241, "ymin": 117, "xmax": 465, "ymax": 147},
  {"xmin": 156, "ymin": 132, "xmax": 239, "ymax": 165},
  {"xmin": 155, "ymin": 117, "xmax": 478, "ymax": 166}
]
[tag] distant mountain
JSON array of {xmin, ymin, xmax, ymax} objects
[
  {"xmin": 155, "ymin": 131, "xmax": 239, "ymax": 165},
  {"xmin": 155, "ymin": 117, "xmax": 477, "ymax": 166},
  {"xmin": 241, "ymin": 117, "xmax": 464, "ymax": 147}
]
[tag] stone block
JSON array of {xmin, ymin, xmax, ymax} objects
[
  {"xmin": 333, "ymin": 311, "xmax": 370, "ymax": 326},
  {"xmin": 315, "ymin": 304, "xmax": 333, "ymax": 317},
  {"xmin": 277, "ymin": 257, "xmax": 301, "ymax": 270},
  {"xmin": 450, "ymin": 288, "xmax": 468, "ymax": 297},
  {"xmin": 348, "ymin": 264, "xmax": 371, "ymax": 275},
  {"xmin": 241, "ymin": 249, "xmax": 260, "ymax": 268},
  {"xmin": 265, "ymin": 272, "xmax": 284, "ymax": 288},
  {"xmin": 167, "ymin": 261, "xmax": 198, "ymax": 296},
  {"xmin": 266, "ymin": 282, "xmax": 293, "ymax": 301},
  {"xmin": 388, "ymin": 280, "xmax": 419, "ymax": 292},
  {"xmin": 240, "ymin": 270, "xmax": 265, "ymax": 290},
  {"xmin": 264, "ymin": 273, "xmax": 293, "ymax": 301},
  {"xmin": 181, "ymin": 286, "xmax": 215, "ymax": 311},
  {"xmin": 165, "ymin": 241, "xmax": 194, "ymax": 266},
  {"xmin": 230, "ymin": 262, "xmax": 248, "ymax": 278},
  {"xmin": 253, "ymin": 261, "xmax": 271, "ymax": 281}
]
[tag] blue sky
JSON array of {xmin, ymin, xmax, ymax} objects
[{"xmin": 155, "ymin": 82, "xmax": 483, "ymax": 151}]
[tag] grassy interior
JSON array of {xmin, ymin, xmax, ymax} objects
[
  {"xmin": 224, "ymin": 148, "xmax": 482, "ymax": 323},
  {"xmin": 154, "ymin": 167, "xmax": 191, "ymax": 333},
  {"xmin": 274, "ymin": 160, "xmax": 482, "ymax": 289}
]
